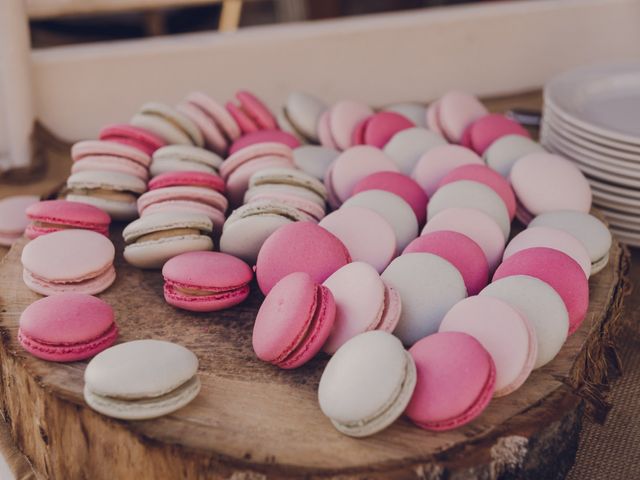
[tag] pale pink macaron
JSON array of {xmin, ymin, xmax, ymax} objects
[
  {"xmin": 253, "ymin": 271, "xmax": 336, "ymax": 369},
  {"xmin": 319, "ymin": 100, "xmax": 373, "ymax": 151},
  {"xmin": 322, "ymin": 262, "xmax": 401, "ymax": 354},
  {"xmin": 319, "ymin": 206, "xmax": 396, "ymax": 274},
  {"xmin": 148, "ymin": 171, "xmax": 225, "ymax": 194},
  {"xmin": 325, "ymin": 146, "xmax": 399, "ymax": 206},
  {"xmin": 99, "ymin": 124, "xmax": 166, "ymax": 156},
  {"xmin": 183, "ymin": 92, "xmax": 241, "ymax": 155},
  {"xmin": 411, "ymin": 144, "xmax": 483, "ymax": 197},
  {"xmin": 229, "ymin": 130, "xmax": 301, "ymax": 155},
  {"xmin": 425, "ymin": 99, "xmax": 444, "ymax": 136},
  {"xmin": 162, "ymin": 251, "xmax": 253, "ymax": 312},
  {"xmin": 406, "ymin": 331, "xmax": 496, "ymax": 431},
  {"xmin": 25, "ymin": 200, "xmax": 111, "ymax": 239},
  {"xmin": 71, "ymin": 140, "xmax": 152, "ymax": 181},
  {"xmin": 351, "ymin": 111, "xmax": 414, "ymax": 148},
  {"xmin": 255, "ymin": 221, "xmax": 351, "ymax": 295},
  {"xmin": 494, "ymin": 247, "xmax": 589, "ymax": 334},
  {"xmin": 18, "ymin": 293, "xmax": 118, "ymax": 362},
  {"xmin": 226, "ymin": 90, "xmax": 277, "ymax": 133},
  {"xmin": 21, "ymin": 229, "xmax": 116, "ymax": 296},
  {"xmin": 422, "ymin": 207, "xmax": 505, "ymax": 270},
  {"xmin": 352, "ymin": 171, "xmax": 429, "ymax": 225},
  {"xmin": 403, "ymin": 231, "xmax": 489, "ymax": 295},
  {"xmin": 466, "ymin": 114, "xmax": 530, "ymax": 155},
  {"xmin": 438, "ymin": 164, "xmax": 516, "ymax": 220},
  {"xmin": 439, "ymin": 296, "xmax": 537, "ymax": 397},
  {"xmin": 0, "ymin": 195, "xmax": 41, "ymax": 246},
  {"xmin": 436, "ymin": 91, "xmax": 489, "ymax": 143},
  {"xmin": 220, "ymin": 142, "xmax": 293, "ymax": 180},
  {"xmin": 504, "ymin": 226, "xmax": 591, "ymax": 278}
]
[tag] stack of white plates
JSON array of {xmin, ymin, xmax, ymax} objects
[{"xmin": 541, "ymin": 61, "xmax": 640, "ymax": 247}]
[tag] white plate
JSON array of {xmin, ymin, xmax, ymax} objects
[
  {"xmin": 592, "ymin": 189, "xmax": 640, "ymax": 215},
  {"xmin": 587, "ymin": 175, "xmax": 640, "ymax": 201},
  {"xmin": 545, "ymin": 61, "xmax": 640, "ymax": 144},
  {"xmin": 610, "ymin": 227, "xmax": 640, "ymax": 247},
  {"xmin": 598, "ymin": 206, "xmax": 640, "ymax": 226}
]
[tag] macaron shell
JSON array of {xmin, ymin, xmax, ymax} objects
[
  {"xmin": 230, "ymin": 130, "xmax": 301, "ymax": 155},
  {"xmin": 153, "ymin": 144, "xmax": 223, "ymax": 170},
  {"xmin": 135, "ymin": 102, "xmax": 204, "ymax": 146},
  {"xmin": 383, "ymin": 103, "xmax": 427, "ymax": 128},
  {"xmin": 317, "ymin": 110, "xmax": 339, "ymax": 150},
  {"xmin": 425, "ymin": 100, "xmax": 444, "ymax": 135},
  {"xmin": 138, "ymin": 186, "xmax": 227, "ymax": 214},
  {"xmin": 25, "ymin": 200, "xmax": 111, "ymax": 238},
  {"xmin": 220, "ymin": 214, "xmax": 293, "ymax": 264},
  {"xmin": 226, "ymin": 101, "xmax": 259, "ymax": 134},
  {"xmin": 148, "ymin": 171, "xmax": 225, "ymax": 193},
  {"xmin": 362, "ymin": 111, "xmax": 414, "ymax": 148},
  {"xmin": 329, "ymin": 101, "xmax": 374, "ymax": 151},
  {"xmin": 493, "ymin": 247, "xmax": 589, "ymax": 334},
  {"xmin": 245, "ymin": 190, "xmax": 325, "ymax": 221},
  {"xmin": 255, "ymin": 221, "xmax": 351, "ymax": 295},
  {"xmin": 65, "ymin": 194, "xmax": 139, "ymax": 221},
  {"xmin": 236, "ymin": 91, "xmax": 277, "ymax": 130},
  {"xmin": 124, "ymin": 235, "xmax": 213, "ymax": 269},
  {"xmin": 130, "ymin": 112, "xmax": 193, "ymax": 146},
  {"xmin": 186, "ymin": 91, "xmax": 241, "ymax": 141},
  {"xmin": 71, "ymin": 139, "xmax": 151, "ymax": 167},
  {"xmin": 439, "ymin": 296, "xmax": 537, "ymax": 397},
  {"xmin": 226, "ymin": 155, "xmax": 295, "ymax": 207},
  {"xmin": 483, "ymin": 134, "xmax": 545, "ymax": 177},
  {"xmin": 220, "ymin": 142, "xmax": 293, "ymax": 180},
  {"xmin": 142, "ymin": 201, "xmax": 225, "ymax": 232},
  {"xmin": 23, "ymin": 264, "xmax": 116, "ymax": 296},
  {"xmin": 177, "ymin": 101, "xmax": 228, "ymax": 154},
  {"xmin": 383, "ymin": 127, "xmax": 447, "ymax": 175},
  {"xmin": 150, "ymin": 158, "xmax": 217, "ymax": 177},
  {"xmin": 71, "ymin": 154, "xmax": 149, "ymax": 180},
  {"xmin": 99, "ymin": 124, "xmax": 166, "ymax": 155},
  {"xmin": 469, "ymin": 114, "xmax": 530, "ymax": 154},
  {"xmin": 285, "ymin": 91, "xmax": 327, "ymax": 142},
  {"xmin": 437, "ymin": 91, "xmax": 488, "ymax": 143}
]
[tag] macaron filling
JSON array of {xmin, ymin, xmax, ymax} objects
[
  {"xmin": 591, "ymin": 252, "xmax": 610, "ymax": 274},
  {"xmin": 134, "ymin": 228, "xmax": 201, "ymax": 243},
  {"xmin": 164, "ymin": 281, "xmax": 250, "ymax": 302},
  {"xmin": 19, "ymin": 323, "xmax": 118, "ymax": 357},
  {"xmin": 374, "ymin": 284, "xmax": 402, "ymax": 332},
  {"xmin": 331, "ymin": 351, "xmax": 416, "ymax": 436},
  {"xmin": 252, "ymin": 177, "xmax": 326, "ymax": 203},
  {"xmin": 23, "ymin": 264, "xmax": 116, "ymax": 294},
  {"xmin": 515, "ymin": 198, "xmax": 534, "ymax": 225}
]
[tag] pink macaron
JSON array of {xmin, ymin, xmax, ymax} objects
[
  {"xmin": 405, "ymin": 331, "xmax": 496, "ymax": 430},
  {"xmin": 71, "ymin": 139, "xmax": 151, "ymax": 180},
  {"xmin": 229, "ymin": 130, "xmax": 301, "ymax": 155},
  {"xmin": 351, "ymin": 111, "xmax": 414, "ymax": 148},
  {"xmin": 183, "ymin": 91, "xmax": 241, "ymax": 154},
  {"xmin": 435, "ymin": 91, "xmax": 489, "ymax": 143},
  {"xmin": 18, "ymin": 293, "xmax": 118, "ymax": 362},
  {"xmin": 493, "ymin": 247, "xmax": 589, "ymax": 334},
  {"xmin": 403, "ymin": 231, "xmax": 489, "ymax": 295},
  {"xmin": 25, "ymin": 200, "xmax": 111, "ymax": 239},
  {"xmin": 466, "ymin": 114, "xmax": 530, "ymax": 155},
  {"xmin": 252, "ymin": 271, "xmax": 336, "ymax": 369},
  {"xmin": 439, "ymin": 296, "xmax": 537, "ymax": 397},
  {"xmin": 162, "ymin": 251, "xmax": 253, "ymax": 312},
  {"xmin": 319, "ymin": 100, "xmax": 374, "ymax": 151},
  {"xmin": 147, "ymin": 170, "xmax": 225, "ymax": 194},
  {"xmin": 0, "ymin": 195, "xmax": 41, "ymax": 246},
  {"xmin": 226, "ymin": 90, "xmax": 277, "ymax": 133},
  {"xmin": 99, "ymin": 124, "xmax": 166, "ymax": 156},
  {"xmin": 438, "ymin": 164, "xmax": 516, "ymax": 220},
  {"xmin": 352, "ymin": 171, "xmax": 429, "ymax": 225},
  {"xmin": 255, "ymin": 221, "xmax": 351, "ymax": 295}
]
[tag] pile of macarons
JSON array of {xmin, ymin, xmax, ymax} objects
[{"xmin": 9, "ymin": 87, "xmax": 613, "ymax": 432}]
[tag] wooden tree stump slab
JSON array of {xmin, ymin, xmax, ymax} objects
[{"xmin": 0, "ymin": 222, "xmax": 629, "ymax": 479}]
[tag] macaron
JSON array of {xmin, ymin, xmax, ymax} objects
[
  {"xmin": 352, "ymin": 111, "xmax": 414, "ymax": 148},
  {"xmin": 123, "ymin": 212, "xmax": 213, "ymax": 269},
  {"xmin": 25, "ymin": 199, "xmax": 111, "ymax": 239},
  {"xmin": 352, "ymin": 171, "xmax": 429, "ymax": 225},
  {"xmin": 247, "ymin": 167, "xmax": 327, "ymax": 207},
  {"xmin": 84, "ymin": 339, "xmax": 200, "ymax": 420},
  {"xmin": 403, "ymin": 231, "xmax": 489, "ymax": 295},
  {"xmin": 137, "ymin": 185, "xmax": 228, "ymax": 232},
  {"xmin": 411, "ymin": 144, "xmax": 484, "ymax": 197},
  {"xmin": 253, "ymin": 272, "xmax": 336, "ymax": 369},
  {"xmin": 150, "ymin": 145, "xmax": 223, "ymax": 177},
  {"xmin": 439, "ymin": 296, "xmax": 537, "ymax": 397},
  {"xmin": 318, "ymin": 331, "xmax": 416, "ymax": 437},
  {"xmin": 510, "ymin": 153, "xmax": 592, "ymax": 225},
  {"xmin": 319, "ymin": 100, "xmax": 373, "ymax": 151},
  {"xmin": 504, "ymin": 226, "xmax": 591, "ymax": 278},
  {"xmin": 322, "ymin": 262, "xmax": 401, "ymax": 354},
  {"xmin": 0, "ymin": 195, "xmax": 40, "ymax": 246},
  {"xmin": 18, "ymin": 293, "xmax": 118, "ymax": 362},
  {"xmin": 99, "ymin": 124, "xmax": 166, "ymax": 156},
  {"xmin": 438, "ymin": 164, "xmax": 517, "ymax": 220},
  {"xmin": 405, "ymin": 331, "xmax": 496, "ymax": 431},
  {"xmin": 226, "ymin": 90, "xmax": 277, "ymax": 133},
  {"xmin": 162, "ymin": 251, "xmax": 252, "ymax": 312},
  {"xmin": 279, "ymin": 91, "xmax": 327, "ymax": 143},
  {"xmin": 427, "ymin": 180, "xmax": 511, "ymax": 239},
  {"xmin": 229, "ymin": 130, "xmax": 301, "ymax": 155},
  {"xmin": 131, "ymin": 102, "xmax": 204, "ymax": 147},
  {"xmin": 480, "ymin": 276, "xmax": 569, "ymax": 369},
  {"xmin": 529, "ymin": 211, "xmax": 612, "ymax": 275},
  {"xmin": 324, "ymin": 146, "xmax": 399, "ymax": 206},
  {"xmin": 425, "ymin": 100, "xmax": 444, "ymax": 136},
  {"xmin": 383, "ymin": 103, "xmax": 427, "ymax": 128},
  {"xmin": 21, "ymin": 229, "xmax": 116, "ymax": 296},
  {"xmin": 422, "ymin": 207, "xmax": 505, "ymax": 270},
  {"xmin": 148, "ymin": 170, "xmax": 225, "ymax": 194},
  {"xmin": 182, "ymin": 91, "xmax": 241, "ymax": 154},
  {"xmin": 255, "ymin": 221, "xmax": 351, "ymax": 295},
  {"xmin": 318, "ymin": 206, "xmax": 396, "ymax": 274},
  {"xmin": 493, "ymin": 247, "xmax": 589, "ymax": 334},
  {"xmin": 66, "ymin": 170, "xmax": 147, "ymax": 220},
  {"xmin": 244, "ymin": 184, "xmax": 325, "ymax": 222},
  {"xmin": 342, "ymin": 190, "xmax": 418, "ymax": 253},
  {"xmin": 220, "ymin": 201, "xmax": 314, "ymax": 264},
  {"xmin": 383, "ymin": 127, "xmax": 447, "ymax": 175},
  {"xmin": 381, "ymin": 253, "xmax": 467, "ymax": 346},
  {"xmin": 436, "ymin": 91, "xmax": 488, "ymax": 143},
  {"xmin": 483, "ymin": 135, "xmax": 545, "ymax": 177},
  {"xmin": 292, "ymin": 145, "xmax": 339, "ymax": 180},
  {"xmin": 71, "ymin": 140, "xmax": 151, "ymax": 181},
  {"xmin": 466, "ymin": 114, "xmax": 530, "ymax": 154}
]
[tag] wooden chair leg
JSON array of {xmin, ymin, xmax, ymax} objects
[{"xmin": 219, "ymin": 0, "xmax": 244, "ymax": 32}]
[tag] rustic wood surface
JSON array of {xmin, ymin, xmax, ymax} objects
[{"xmin": 0, "ymin": 93, "xmax": 632, "ymax": 479}]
